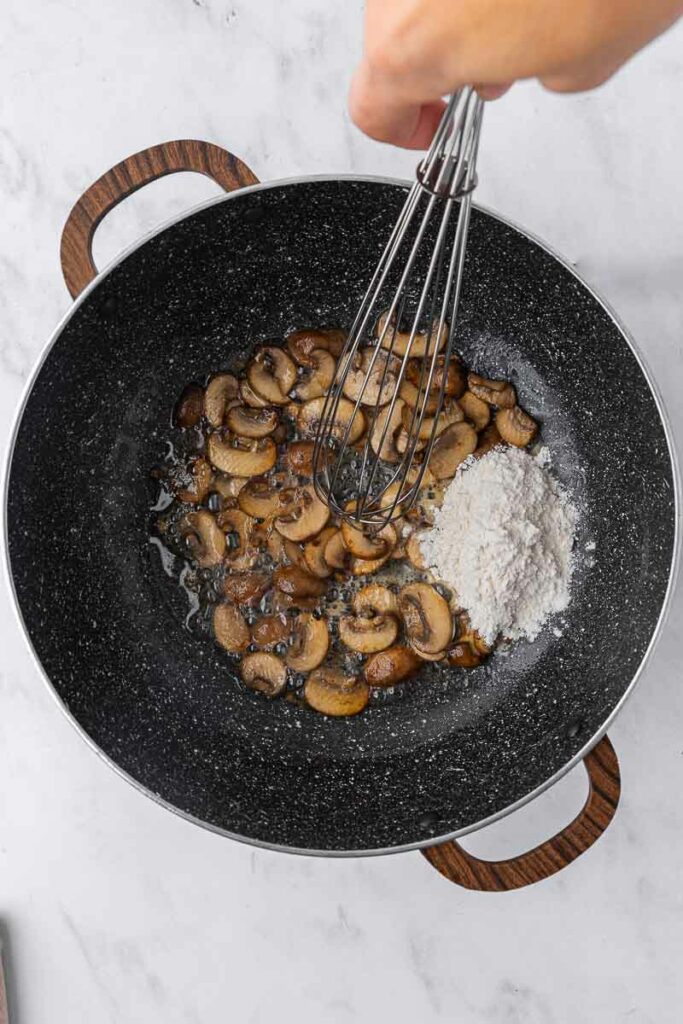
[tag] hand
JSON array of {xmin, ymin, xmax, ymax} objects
[{"xmin": 350, "ymin": 0, "xmax": 683, "ymax": 148}]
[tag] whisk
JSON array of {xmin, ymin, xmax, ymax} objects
[{"xmin": 312, "ymin": 87, "xmax": 484, "ymax": 529}]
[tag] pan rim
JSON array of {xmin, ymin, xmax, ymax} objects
[{"xmin": 2, "ymin": 172, "xmax": 680, "ymax": 857}]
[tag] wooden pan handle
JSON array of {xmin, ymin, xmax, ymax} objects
[
  {"xmin": 421, "ymin": 735, "xmax": 620, "ymax": 891},
  {"xmin": 60, "ymin": 140, "xmax": 259, "ymax": 299}
]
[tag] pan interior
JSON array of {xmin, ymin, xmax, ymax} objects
[{"xmin": 6, "ymin": 180, "xmax": 676, "ymax": 852}]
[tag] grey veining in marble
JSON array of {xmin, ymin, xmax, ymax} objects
[{"xmin": 1, "ymin": 0, "xmax": 682, "ymax": 1021}]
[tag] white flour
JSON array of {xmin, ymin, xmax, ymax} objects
[{"xmin": 420, "ymin": 446, "xmax": 577, "ymax": 643}]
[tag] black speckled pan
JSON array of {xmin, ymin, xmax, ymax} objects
[{"xmin": 3, "ymin": 142, "xmax": 679, "ymax": 885}]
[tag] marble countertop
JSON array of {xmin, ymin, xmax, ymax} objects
[{"xmin": 1, "ymin": 1, "xmax": 682, "ymax": 1021}]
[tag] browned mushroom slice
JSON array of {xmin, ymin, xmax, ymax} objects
[
  {"xmin": 342, "ymin": 348, "xmax": 399, "ymax": 406},
  {"xmin": 398, "ymin": 582, "xmax": 453, "ymax": 654},
  {"xmin": 174, "ymin": 383, "xmax": 204, "ymax": 429},
  {"xmin": 247, "ymin": 347, "xmax": 297, "ymax": 405},
  {"xmin": 377, "ymin": 311, "xmax": 448, "ymax": 358},
  {"xmin": 395, "ymin": 429, "xmax": 427, "ymax": 456},
  {"xmin": 399, "ymin": 378, "xmax": 441, "ymax": 415},
  {"xmin": 251, "ymin": 613, "xmax": 290, "ymax": 648},
  {"xmin": 341, "ymin": 503, "xmax": 397, "ymax": 560},
  {"xmin": 225, "ymin": 404, "xmax": 279, "ymax": 439},
  {"xmin": 458, "ymin": 390, "xmax": 491, "ymax": 430},
  {"xmin": 213, "ymin": 603, "xmax": 250, "ymax": 653},
  {"xmin": 207, "ymin": 433, "xmax": 277, "ymax": 477},
  {"xmin": 287, "ymin": 613, "xmax": 329, "ymax": 672},
  {"xmin": 405, "ymin": 530, "xmax": 427, "ymax": 569},
  {"xmin": 323, "ymin": 529, "xmax": 353, "ymax": 571},
  {"xmin": 350, "ymin": 549, "xmax": 394, "ymax": 576},
  {"xmin": 222, "ymin": 570, "xmax": 270, "ymax": 604},
  {"xmin": 352, "ymin": 583, "xmax": 399, "ymax": 618},
  {"xmin": 240, "ymin": 379, "xmax": 270, "ymax": 409},
  {"xmin": 274, "ymin": 484, "xmax": 330, "ymax": 542},
  {"xmin": 406, "ymin": 355, "xmax": 466, "ymax": 399},
  {"xmin": 369, "ymin": 398, "xmax": 405, "ymax": 463},
  {"xmin": 303, "ymin": 525, "xmax": 338, "ymax": 578},
  {"xmin": 456, "ymin": 611, "xmax": 494, "ymax": 656},
  {"xmin": 400, "ymin": 397, "xmax": 464, "ymax": 442},
  {"xmin": 212, "ymin": 474, "xmax": 248, "ymax": 500},
  {"xmin": 271, "ymin": 590, "xmax": 321, "ymax": 613},
  {"xmin": 266, "ymin": 529, "xmax": 286, "ymax": 562},
  {"xmin": 474, "ymin": 422, "xmax": 503, "ymax": 458},
  {"xmin": 339, "ymin": 611, "xmax": 398, "ymax": 653},
  {"xmin": 428, "ymin": 422, "xmax": 477, "ymax": 479},
  {"xmin": 283, "ymin": 537, "xmax": 310, "ymax": 570},
  {"xmin": 180, "ymin": 510, "xmax": 226, "ymax": 567},
  {"xmin": 446, "ymin": 642, "xmax": 483, "ymax": 668},
  {"xmin": 237, "ymin": 474, "xmax": 295, "ymax": 519},
  {"xmin": 293, "ymin": 349, "xmax": 336, "ymax": 401},
  {"xmin": 467, "ymin": 373, "xmax": 516, "ymax": 409},
  {"xmin": 241, "ymin": 652, "xmax": 287, "ymax": 698},
  {"xmin": 297, "ymin": 396, "xmax": 366, "ymax": 445},
  {"xmin": 284, "ymin": 440, "xmax": 316, "ymax": 478},
  {"xmin": 495, "ymin": 406, "xmax": 538, "ymax": 447},
  {"xmin": 274, "ymin": 564, "xmax": 327, "ymax": 598},
  {"xmin": 364, "ymin": 645, "xmax": 423, "ymax": 687},
  {"xmin": 285, "ymin": 328, "xmax": 344, "ymax": 367},
  {"xmin": 410, "ymin": 645, "xmax": 448, "ymax": 662},
  {"xmin": 304, "ymin": 667, "xmax": 370, "ymax": 716},
  {"xmin": 204, "ymin": 373, "xmax": 240, "ymax": 427},
  {"xmin": 176, "ymin": 456, "xmax": 213, "ymax": 504},
  {"xmin": 218, "ymin": 508, "xmax": 257, "ymax": 570}
]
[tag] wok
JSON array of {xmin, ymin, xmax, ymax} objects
[{"xmin": 4, "ymin": 140, "xmax": 678, "ymax": 890}]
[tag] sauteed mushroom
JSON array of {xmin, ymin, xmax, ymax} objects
[
  {"xmin": 179, "ymin": 510, "xmax": 226, "ymax": 567},
  {"xmin": 287, "ymin": 613, "xmax": 329, "ymax": 672},
  {"xmin": 352, "ymin": 583, "xmax": 398, "ymax": 618},
  {"xmin": 399, "ymin": 379, "xmax": 441, "ymax": 415},
  {"xmin": 213, "ymin": 603, "xmax": 250, "ymax": 653},
  {"xmin": 398, "ymin": 582, "xmax": 453, "ymax": 655},
  {"xmin": 428, "ymin": 422, "xmax": 477, "ymax": 478},
  {"xmin": 176, "ymin": 457, "xmax": 213, "ymax": 504},
  {"xmin": 204, "ymin": 373, "xmax": 240, "ymax": 427},
  {"xmin": 342, "ymin": 348, "xmax": 399, "ymax": 406},
  {"xmin": 217, "ymin": 508, "xmax": 257, "ymax": 570},
  {"xmin": 247, "ymin": 347, "xmax": 297, "ymax": 405},
  {"xmin": 369, "ymin": 398, "xmax": 405, "ymax": 463},
  {"xmin": 285, "ymin": 440, "xmax": 317, "ymax": 478},
  {"xmin": 458, "ymin": 390, "xmax": 491, "ymax": 430},
  {"xmin": 222, "ymin": 571, "xmax": 270, "ymax": 604},
  {"xmin": 406, "ymin": 355, "xmax": 466, "ymax": 399},
  {"xmin": 226, "ymin": 404, "xmax": 279, "ymax": 438},
  {"xmin": 341, "ymin": 504, "xmax": 396, "ymax": 560},
  {"xmin": 400, "ymin": 397, "xmax": 463, "ymax": 440},
  {"xmin": 303, "ymin": 526, "xmax": 338, "ymax": 578},
  {"xmin": 240, "ymin": 379, "xmax": 270, "ymax": 409},
  {"xmin": 241, "ymin": 652, "xmax": 287, "ymax": 697},
  {"xmin": 304, "ymin": 668, "xmax": 369, "ymax": 717},
  {"xmin": 237, "ymin": 474, "xmax": 295, "ymax": 519},
  {"xmin": 467, "ymin": 373, "xmax": 516, "ymax": 409},
  {"xmin": 212, "ymin": 474, "xmax": 248, "ymax": 500},
  {"xmin": 274, "ymin": 564, "xmax": 327, "ymax": 598},
  {"xmin": 207, "ymin": 433, "xmax": 277, "ymax": 476},
  {"xmin": 274, "ymin": 484, "xmax": 330, "ymax": 542},
  {"xmin": 405, "ymin": 531, "xmax": 427, "ymax": 569},
  {"xmin": 251, "ymin": 613, "xmax": 290, "ymax": 648},
  {"xmin": 323, "ymin": 530, "xmax": 354, "ymax": 571},
  {"xmin": 286, "ymin": 328, "xmax": 345, "ymax": 366},
  {"xmin": 495, "ymin": 406, "xmax": 538, "ymax": 447},
  {"xmin": 297, "ymin": 396, "xmax": 366, "ymax": 445},
  {"xmin": 364, "ymin": 645, "xmax": 422, "ymax": 687},
  {"xmin": 339, "ymin": 610, "xmax": 398, "ymax": 653},
  {"xmin": 174, "ymin": 383, "xmax": 204, "ymax": 429},
  {"xmin": 377, "ymin": 311, "xmax": 448, "ymax": 358},
  {"xmin": 293, "ymin": 349, "xmax": 336, "ymax": 401}
]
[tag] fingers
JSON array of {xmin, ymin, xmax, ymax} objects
[
  {"xmin": 475, "ymin": 83, "xmax": 513, "ymax": 101},
  {"xmin": 349, "ymin": 58, "xmax": 447, "ymax": 149}
]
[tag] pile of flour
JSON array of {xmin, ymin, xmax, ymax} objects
[{"xmin": 420, "ymin": 447, "xmax": 577, "ymax": 643}]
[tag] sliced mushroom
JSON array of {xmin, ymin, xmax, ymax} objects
[
  {"xmin": 447, "ymin": 611, "xmax": 492, "ymax": 667},
  {"xmin": 217, "ymin": 508, "xmax": 257, "ymax": 570},
  {"xmin": 293, "ymin": 349, "xmax": 336, "ymax": 401},
  {"xmin": 274, "ymin": 484, "xmax": 330, "ymax": 542},
  {"xmin": 474, "ymin": 423, "xmax": 503, "ymax": 458},
  {"xmin": 287, "ymin": 613, "xmax": 329, "ymax": 672},
  {"xmin": 446, "ymin": 642, "xmax": 483, "ymax": 668},
  {"xmin": 352, "ymin": 583, "xmax": 399, "ymax": 618},
  {"xmin": 364, "ymin": 645, "xmax": 423, "ymax": 687},
  {"xmin": 286, "ymin": 328, "xmax": 345, "ymax": 366},
  {"xmin": 247, "ymin": 347, "xmax": 297, "ymax": 405},
  {"xmin": 411, "ymin": 645, "xmax": 447, "ymax": 662},
  {"xmin": 428, "ymin": 422, "xmax": 477, "ymax": 479},
  {"xmin": 207, "ymin": 433, "xmax": 277, "ymax": 477},
  {"xmin": 274, "ymin": 564, "xmax": 327, "ymax": 598},
  {"xmin": 222, "ymin": 570, "xmax": 270, "ymax": 604},
  {"xmin": 179, "ymin": 510, "xmax": 226, "ymax": 567},
  {"xmin": 204, "ymin": 374, "xmax": 240, "ymax": 427},
  {"xmin": 237, "ymin": 474, "xmax": 295, "ymax": 519},
  {"xmin": 241, "ymin": 652, "xmax": 287, "ymax": 698},
  {"xmin": 271, "ymin": 590, "xmax": 320, "ymax": 613},
  {"xmin": 323, "ymin": 530, "xmax": 354, "ymax": 571},
  {"xmin": 297, "ymin": 396, "xmax": 366, "ymax": 445},
  {"xmin": 369, "ymin": 398, "xmax": 405, "ymax": 463},
  {"xmin": 251, "ymin": 613, "xmax": 290, "ymax": 648},
  {"xmin": 303, "ymin": 526, "xmax": 338, "ymax": 578},
  {"xmin": 284, "ymin": 440, "xmax": 317, "ymax": 478},
  {"xmin": 398, "ymin": 582, "xmax": 453, "ymax": 654},
  {"xmin": 266, "ymin": 529, "xmax": 286, "ymax": 562},
  {"xmin": 400, "ymin": 397, "xmax": 464, "ymax": 441},
  {"xmin": 399, "ymin": 379, "xmax": 441, "ymax": 415},
  {"xmin": 405, "ymin": 530, "xmax": 427, "ymax": 569},
  {"xmin": 283, "ymin": 537, "xmax": 310, "ymax": 570},
  {"xmin": 495, "ymin": 406, "xmax": 538, "ymax": 447},
  {"xmin": 304, "ymin": 667, "xmax": 369, "ymax": 717},
  {"xmin": 240, "ymin": 379, "xmax": 270, "ymax": 409},
  {"xmin": 458, "ymin": 390, "xmax": 491, "ymax": 430},
  {"xmin": 225, "ymin": 404, "xmax": 279, "ymax": 439},
  {"xmin": 395, "ymin": 428, "xmax": 427, "ymax": 456},
  {"xmin": 467, "ymin": 373, "xmax": 516, "ymax": 409},
  {"xmin": 406, "ymin": 355, "xmax": 466, "ymax": 399},
  {"xmin": 341, "ymin": 505, "xmax": 397, "ymax": 560},
  {"xmin": 351, "ymin": 550, "xmax": 394, "ymax": 576},
  {"xmin": 212, "ymin": 474, "xmax": 248, "ymax": 499},
  {"xmin": 342, "ymin": 348, "xmax": 399, "ymax": 406},
  {"xmin": 377, "ymin": 311, "xmax": 448, "ymax": 358},
  {"xmin": 174, "ymin": 383, "xmax": 204, "ymax": 429},
  {"xmin": 213, "ymin": 603, "xmax": 250, "ymax": 653},
  {"xmin": 339, "ymin": 611, "xmax": 398, "ymax": 654},
  {"xmin": 176, "ymin": 456, "xmax": 213, "ymax": 504}
]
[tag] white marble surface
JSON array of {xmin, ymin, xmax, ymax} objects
[{"xmin": 1, "ymin": 1, "xmax": 682, "ymax": 1021}]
